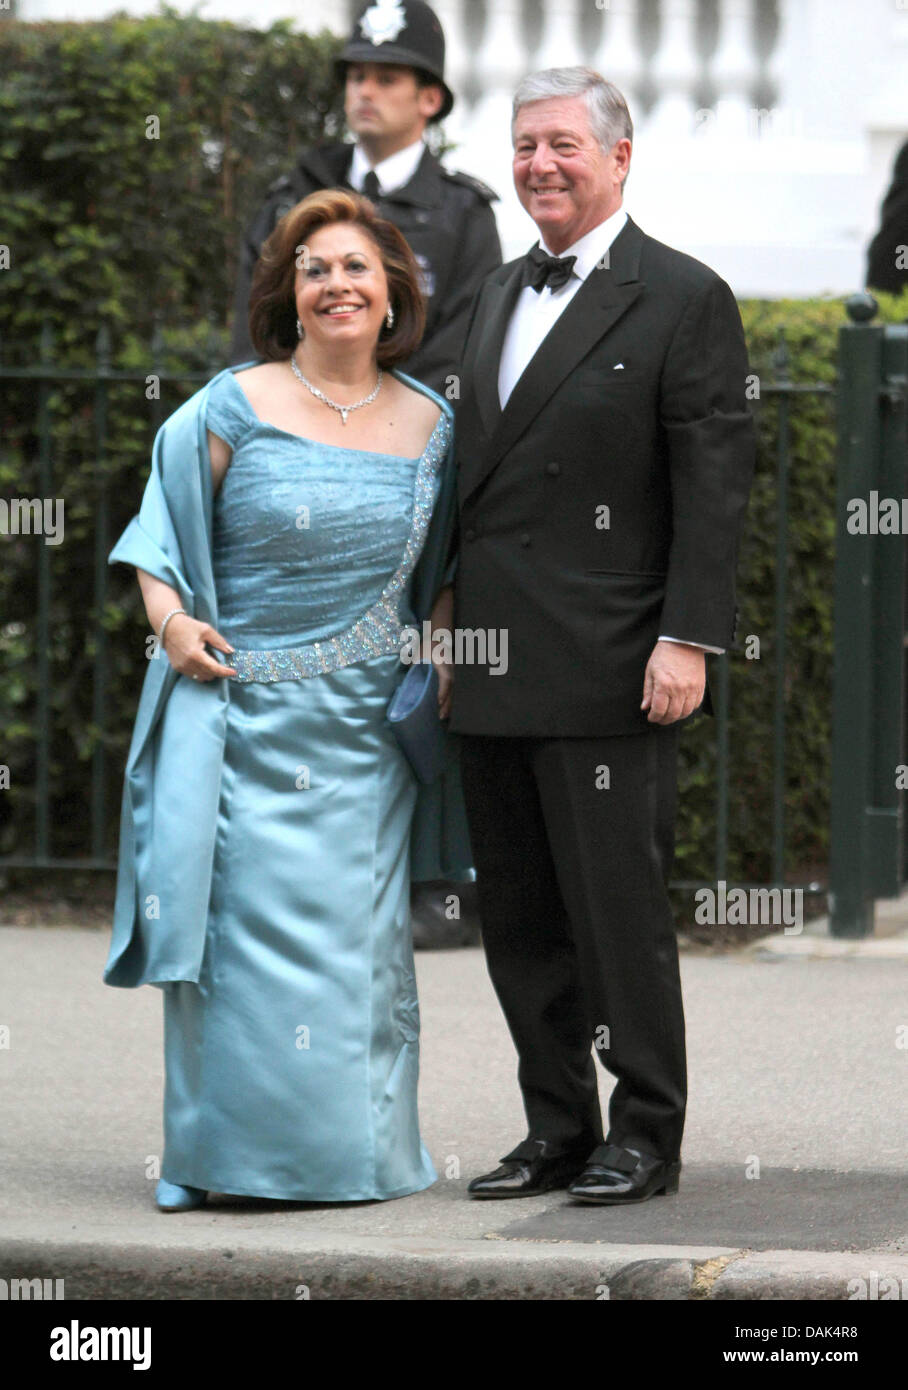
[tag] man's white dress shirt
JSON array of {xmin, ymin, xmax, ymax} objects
[
  {"xmin": 498, "ymin": 207, "xmax": 722, "ymax": 656},
  {"xmin": 349, "ymin": 138, "xmax": 425, "ymax": 195}
]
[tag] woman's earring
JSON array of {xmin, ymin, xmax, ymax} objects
[
  {"xmin": 385, "ymin": 304, "xmax": 394, "ymax": 330},
  {"xmin": 296, "ymin": 317, "xmax": 304, "ymax": 340}
]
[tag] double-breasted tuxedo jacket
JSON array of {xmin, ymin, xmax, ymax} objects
[{"xmin": 448, "ymin": 214, "xmax": 756, "ymax": 737}]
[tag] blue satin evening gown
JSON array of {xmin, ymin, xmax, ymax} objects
[{"xmin": 158, "ymin": 368, "xmax": 448, "ymax": 1201}]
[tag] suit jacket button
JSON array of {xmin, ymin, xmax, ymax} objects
[
  {"xmin": 465, "ymin": 527, "xmax": 476, "ymax": 542},
  {"xmin": 520, "ymin": 532, "xmax": 531, "ymax": 546},
  {"xmin": 545, "ymin": 461, "xmax": 560, "ymax": 476}
]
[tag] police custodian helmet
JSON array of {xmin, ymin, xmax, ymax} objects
[{"xmin": 335, "ymin": 0, "xmax": 455, "ymax": 120}]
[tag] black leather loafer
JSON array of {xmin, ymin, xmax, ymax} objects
[
  {"xmin": 567, "ymin": 1143, "xmax": 681, "ymax": 1205},
  {"xmin": 468, "ymin": 1138, "xmax": 589, "ymax": 1199}
]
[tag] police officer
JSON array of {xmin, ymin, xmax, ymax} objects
[{"xmin": 229, "ymin": 0, "xmax": 503, "ymax": 398}]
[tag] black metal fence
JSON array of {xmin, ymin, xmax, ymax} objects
[
  {"xmin": 829, "ymin": 296, "xmax": 908, "ymax": 935},
  {"xmin": 0, "ymin": 324, "xmax": 219, "ymax": 869}
]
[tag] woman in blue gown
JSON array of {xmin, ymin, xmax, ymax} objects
[{"xmin": 111, "ymin": 190, "xmax": 462, "ymax": 1209}]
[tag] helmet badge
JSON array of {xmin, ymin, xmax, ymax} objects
[{"xmin": 359, "ymin": 0, "xmax": 408, "ymax": 46}]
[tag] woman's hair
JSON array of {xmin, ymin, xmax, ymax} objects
[{"xmin": 248, "ymin": 188, "xmax": 426, "ymax": 366}]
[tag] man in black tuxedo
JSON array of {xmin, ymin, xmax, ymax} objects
[{"xmin": 443, "ymin": 67, "xmax": 755, "ymax": 1204}]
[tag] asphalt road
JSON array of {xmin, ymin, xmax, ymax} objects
[{"xmin": 1, "ymin": 924, "xmax": 906, "ymax": 1298}]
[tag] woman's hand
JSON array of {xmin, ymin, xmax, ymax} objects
[
  {"xmin": 429, "ymin": 584, "xmax": 454, "ymax": 721},
  {"xmin": 162, "ymin": 614, "xmax": 238, "ymax": 681}
]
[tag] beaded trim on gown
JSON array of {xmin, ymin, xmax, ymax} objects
[{"xmin": 159, "ymin": 369, "xmax": 448, "ymax": 1200}]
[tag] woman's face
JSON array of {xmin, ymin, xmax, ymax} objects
[{"xmin": 294, "ymin": 222, "xmax": 390, "ymax": 356}]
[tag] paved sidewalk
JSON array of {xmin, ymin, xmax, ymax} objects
[{"xmin": 1, "ymin": 923, "xmax": 906, "ymax": 1299}]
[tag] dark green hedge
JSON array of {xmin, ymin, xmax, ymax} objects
[
  {"xmin": 2, "ymin": 14, "xmax": 907, "ymax": 892},
  {"xmin": 1, "ymin": 10, "xmax": 344, "ymax": 351}
]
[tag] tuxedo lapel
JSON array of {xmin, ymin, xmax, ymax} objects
[
  {"xmin": 469, "ymin": 260, "xmax": 526, "ymax": 439},
  {"xmin": 460, "ymin": 216, "xmax": 646, "ymax": 502}
]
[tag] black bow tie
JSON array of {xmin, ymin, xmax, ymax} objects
[{"xmin": 524, "ymin": 245, "xmax": 577, "ymax": 293}]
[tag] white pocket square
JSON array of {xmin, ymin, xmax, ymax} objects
[{"xmin": 613, "ymin": 362, "xmax": 625, "ymax": 370}]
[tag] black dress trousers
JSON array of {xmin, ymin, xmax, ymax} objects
[{"xmin": 459, "ymin": 725, "xmax": 687, "ymax": 1161}]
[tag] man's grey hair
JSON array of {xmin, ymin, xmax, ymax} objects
[{"xmin": 511, "ymin": 67, "xmax": 633, "ymax": 186}]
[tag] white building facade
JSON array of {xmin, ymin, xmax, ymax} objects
[{"xmin": 10, "ymin": 0, "xmax": 908, "ymax": 296}]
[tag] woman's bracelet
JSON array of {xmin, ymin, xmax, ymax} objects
[{"xmin": 158, "ymin": 607, "xmax": 187, "ymax": 647}]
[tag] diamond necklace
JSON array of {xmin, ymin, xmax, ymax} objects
[{"xmin": 289, "ymin": 352, "xmax": 383, "ymax": 426}]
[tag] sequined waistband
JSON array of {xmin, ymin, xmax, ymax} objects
[{"xmin": 229, "ymin": 594, "xmax": 406, "ymax": 683}]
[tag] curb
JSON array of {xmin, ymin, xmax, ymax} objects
[
  {"xmin": 3, "ymin": 1236, "xmax": 907, "ymax": 1301},
  {"xmin": 748, "ymin": 927, "xmax": 908, "ymax": 960}
]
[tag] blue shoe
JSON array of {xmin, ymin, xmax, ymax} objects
[{"xmin": 155, "ymin": 1178, "xmax": 207, "ymax": 1212}]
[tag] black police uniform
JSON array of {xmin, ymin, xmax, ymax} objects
[{"xmin": 229, "ymin": 141, "xmax": 502, "ymax": 395}]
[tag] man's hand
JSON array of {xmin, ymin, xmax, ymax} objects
[{"xmin": 641, "ymin": 640, "xmax": 705, "ymax": 725}]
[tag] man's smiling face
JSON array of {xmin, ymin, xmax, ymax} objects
[{"xmin": 512, "ymin": 95, "xmax": 631, "ymax": 254}]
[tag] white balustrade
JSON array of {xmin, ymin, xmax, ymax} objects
[
  {"xmin": 471, "ymin": 0, "xmax": 530, "ymax": 105},
  {"xmin": 648, "ymin": 0, "xmax": 700, "ymax": 137},
  {"xmin": 438, "ymin": 0, "xmax": 472, "ymax": 113},
  {"xmin": 762, "ymin": 0, "xmax": 792, "ymax": 138},
  {"xmin": 709, "ymin": 0, "xmax": 756, "ymax": 137},
  {"xmin": 451, "ymin": 0, "xmax": 529, "ymax": 250},
  {"xmin": 590, "ymin": 0, "xmax": 643, "ymax": 96},
  {"xmin": 534, "ymin": 0, "xmax": 586, "ymax": 73}
]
